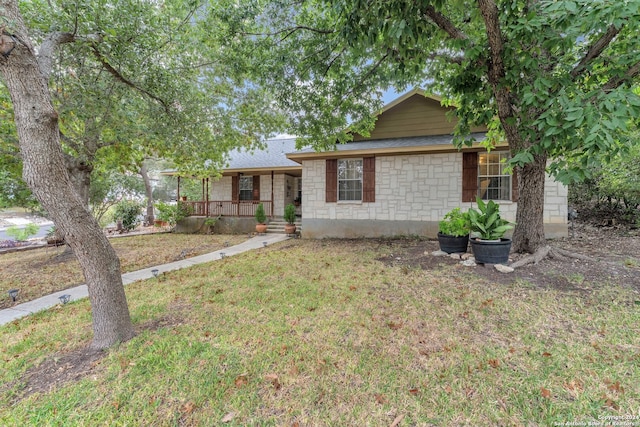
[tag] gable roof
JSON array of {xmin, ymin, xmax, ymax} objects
[
  {"xmin": 223, "ymin": 138, "xmax": 300, "ymax": 172},
  {"xmin": 287, "ymin": 89, "xmax": 496, "ymax": 161}
]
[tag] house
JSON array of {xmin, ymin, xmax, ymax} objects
[
  {"xmin": 167, "ymin": 138, "xmax": 303, "ymax": 233},
  {"xmin": 174, "ymin": 89, "xmax": 568, "ymax": 238}
]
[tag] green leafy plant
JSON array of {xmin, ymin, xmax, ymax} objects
[
  {"xmin": 112, "ymin": 200, "xmax": 142, "ymax": 231},
  {"xmin": 5, "ymin": 223, "xmax": 39, "ymax": 241},
  {"xmin": 255, "ymin": 203, "xmax": 267, "ymax": 224},
  {"xmin": 155, "ymin": 201, "xmax": 192, "ymax": 227},
  {"xmin": 284, "ymin": 203, "xmax": 296, "ymax": 225},
  {"xmin": 468, "ymin": 197, "xmax": 515, "ymax": 240},
  {"xmin": 438, "ymin": 208, "xmax": 470, "ymax": 237}
]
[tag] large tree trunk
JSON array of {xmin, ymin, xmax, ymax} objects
[
  {"xmin": 0, "ymin": 1, "xmax": 134, "ymax": 349},
  {"xmin": 478, "ymin": 0, "xmax": 548, "ymax": 255},
  {"xmin": 511, "ymin": 153, "xmax": 547, "ymax": 253},
  {"xmin": 140, "ymin": 162, "xmax": 154, "ymax": 225}
]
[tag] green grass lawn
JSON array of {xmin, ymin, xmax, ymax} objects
[{"xmin": 1, "ymin": 239, "xmax": 639, "ymax": 426}]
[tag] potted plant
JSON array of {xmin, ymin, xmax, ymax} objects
[
  {"xmin": 437, "ymin": 208, "xmax": 470, "ymax": 253},
  {"xmin": 284, "ymin": 203, "xmax": 297, "ymax": 235},
  {"xmin": 467, "ymin": 197, "xmax": 515, "ymax": 264},
  {"xmin": 255, "ymin": 203, "xmax": 268, "ymax": 234}
]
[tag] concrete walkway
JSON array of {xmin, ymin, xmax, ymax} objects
[{"xmin": 0, "ymin": 234, "xmax": 290, "ymax": 326}]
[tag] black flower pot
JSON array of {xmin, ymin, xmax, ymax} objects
[
  {"xmin": 469, "ymin": 238, "xmax": 512, "ymax": 264},
  {"xmin": 437, "ymin": 232, "xmax": 469, "ymax": 254}
]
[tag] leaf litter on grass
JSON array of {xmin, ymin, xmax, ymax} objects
[{"xmin": 1, "ymin": 237, "xmax": 639, "ymax": 426}]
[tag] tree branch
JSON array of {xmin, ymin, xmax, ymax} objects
[
  {"xmin": 338, "ymin": 52, "xmax": 389, "ymax": 109},
  {"xmin": 601, "ymin": 60, "xmax": 640, "ymax": 92},
  {"xmin": 38, "ymin": 32, "xmax": 75, "ymax": 79},
  {"xmin": 570, "ymin": 24, "xmax": 622, "ymax": 79},
  {"xmin": 89, "ymin": 45, "xmax": 170, "ymax": 112},
  {"xmin": 423, "ymin": 5, "xmax": 468, "ymax": 40},
  {"xmin": 243, "ymin": 26, "xmax": 335, "ymax": 39}
]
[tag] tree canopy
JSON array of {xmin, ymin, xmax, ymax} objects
[
  {"xmin": 1, "ymin": 0, "xmax": 286, "ymax": 209},
  {"xmin": 212, "ymin": 0, "xmax": 640, "ymax": 252}
]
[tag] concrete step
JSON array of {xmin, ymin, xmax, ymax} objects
[{"xmin": 266, "ymin": 221, "xmax": 301, "ymax": 234}]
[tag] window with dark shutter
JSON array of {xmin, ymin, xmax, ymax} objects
[
  {"xmin": 326, "ymin": 159, "xmax": 337, "ymax": 202},
  {"xmin": 477, "ymin": 151, "xmax": 512, "ymax": 201},
  {"xmin": 363, "ymin": 156, "xmax": 375, "ymax": 202},
  {"xmin": 239, "ymin": 176, "xmax": 253, "ymax": 200},
  {"xmin": 462, "ymin": 152, "xmax": 478, "ymax": 202}
]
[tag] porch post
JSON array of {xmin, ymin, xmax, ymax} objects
[
  {"xmin": 205, "ymin": 178, "xmax": 209, "ymax": 217},
  {"xmin": 271, "ymin": 171, "xmax": 274, "ymax": 217},
  {"xmin": 177, "ymin": 176, "xmax": 181, "ymax": 201}
]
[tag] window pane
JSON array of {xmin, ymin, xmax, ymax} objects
[
  {"xmin": 239, "ymin": 176, "xmax": 253, "ymax": 201},
  {"xmin": 477, "ymin": 152, "xmax": 511, "ymax": 201},
  {"xmin": 337, "ymin": 159, "xmax": 363, "ymax": 201}
]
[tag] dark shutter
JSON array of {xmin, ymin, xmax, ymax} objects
[
  {"xmin": 253, "ymin": 175, "xmax": 260, "ymax": 200},
  {"xmin": 232, "ymin": 175, "xmax": 239, "ymax": 202},
  {"xmin": 462, "ymin": 152, "xmax": 478, "ymax": 202},
  {"xmin": 363, "ymin": 156, "xmax": 375, "ymax": 202},
  {"xmin": 511, "ymin": 167, "xmax": 519, "ymax": 202},
  {"xmin": 326, "ymin": 159, "xmax": 337, "ymax": 202}
]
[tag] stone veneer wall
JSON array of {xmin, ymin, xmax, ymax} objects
[
  {"xmin": 210, "ymin": 176, "xmax": 232, "ymax": 200},
  {"xmin": 301, "ymin": 153, "xmax": 567, "ymax": 239}
]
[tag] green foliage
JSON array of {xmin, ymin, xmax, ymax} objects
[
  {"xmin": 214, "ymin": 0, "xmax": 640, "ymax": 251},
  {"xmin": 112, "ymin": 200, "xmax": 142, "ymax": 232},
  {"xmin": 5, "ymin": 223, "xmax": 39, "ymax": 241},
  {"xmin": 255, "ymin": 203, "xmax": 267, "ymax": 224},
  {"xmin": 468, "ymin": 198, "xmax": 514, "ymax": 240},
  {"xmin": 89, "ymin": 169, "xmax": 145, "ymax": 224},
  {"xmin": 284, "ymin": 203, "xmax": 296, "ymax": 225},
  {"xmin": 155, "ymin": 201, "xmax": 192, "ymax": 227},
  {"xmin": 438, "ymin": 208, "xmax": 470, "ymax": 237}
]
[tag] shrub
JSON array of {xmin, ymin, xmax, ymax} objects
[
  {"xmin": 255, "ymin": 203, "xmax": 267, "ymax": 224},
  {"xmin": 112, "ymin": 200, "xmax": 142, "ymax": 231},
  {"xmin": 6, "ymin": 223, "xmax": 39, "ymax": 241},
  {"xmin": 438, "ymin": 208, "xmax": 470, "ymax": 237},
  {"xmin": 155, "ymin": 201, "xmax": 192, "ymax": 227},
  {"xmin": 284, "ymin": 203, "xmax": 296, "ymax": 224}
]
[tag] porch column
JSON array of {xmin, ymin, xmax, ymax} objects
[
  {"xmin": 177, "ymin": 176, "xmax": 181, "ymax": 201},
  {"xmin": 205, "ymin": 178, "xmax": 209, "ymax": 217},
  {"xmin": 271, "ymin": 171, "xmax": 274, "ymax": 217}
]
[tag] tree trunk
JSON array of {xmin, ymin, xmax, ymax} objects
[
  {"xmin": 0, "ymin": 1, "xmax": 134, "ymax": 349},
  {"xmin": 511, "ymin": 153, "xmax": 547, "ymax": 253},
  {"xmin": 64, "ymin": 154, "xmax": 93, "ymax": 208},
  {"xmin": 140, "ymin": 162, "xmax": 154, "ymax": 225}
]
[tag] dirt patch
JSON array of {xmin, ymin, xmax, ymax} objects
[
  {"xmin": 4, "ymin": 310, "xmax": 187, "ymax": 404},
  {"xmin": 376, "ymin": 223, "xmax": 640, "ymax": 293}
]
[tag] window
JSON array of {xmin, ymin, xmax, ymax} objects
[
  {"xmin": 239, "ymin": 176, "xmax": 253, "ymax": 201},
  {"xmin": 326, "ymin": 158, "xmax": 374, "ymax": 203},
  {"xmin": 478, "ymin": 152, "xmax": 511, "ymax": 200},
  {"xmin": 338, "ymin": 159, "xmax": 363, "ymax": 201}
]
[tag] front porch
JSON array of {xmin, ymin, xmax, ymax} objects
[{"xmin": 180, "ymin": 200, "xmax": 274, "ymax": 218}]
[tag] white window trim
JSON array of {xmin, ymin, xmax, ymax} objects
[
  {"xmin": 337, "ymin": 158, "xmax": 363, "ymax": 202},
  {"xmin": 478, "ymin": 151, "xmax": 512, "ymax": 201}
]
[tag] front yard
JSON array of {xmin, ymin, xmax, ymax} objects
[{"xmin": 1, "ymin": 234, "xmax": 639, "ymax": 425}]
